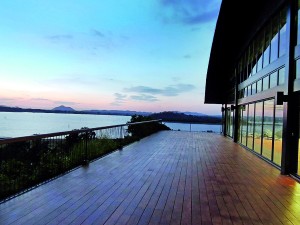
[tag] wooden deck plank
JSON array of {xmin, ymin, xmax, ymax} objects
[{"xmin": 1, "ymin": 131, "xmax": 300, "ymax": 225}]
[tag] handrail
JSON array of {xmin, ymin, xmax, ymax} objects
[
  {"xmin": 0, "ymin": 119, "xmax": 162, "ymax": 144},
  {"xmin": 0, "ymin": 119, "xmax": 164, "ymax": 202}
]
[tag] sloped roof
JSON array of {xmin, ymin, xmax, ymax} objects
[{"xmin": 205, "ymin": 0, "xmax": 285, "ymax": 104}]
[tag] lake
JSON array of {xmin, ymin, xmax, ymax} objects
[
  {"xmin": 164, "ymin": 122, "xmax": 221, "ymax": 133},
  {"xmin": 0, "ymin": 112, "xmax": 221, "ymax": 138}
]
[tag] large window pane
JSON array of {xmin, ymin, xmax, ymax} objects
[
  {"xmin": 298, "ymin": 142, "xmax": 300, "ymax": 175},
  {"xmin": 247, "ymin": 104, "xmax": 255, "ymax": 150},
  {"xmin": 241, "ymin": 105, "xmax": 248, "ymax": 146},
  {"xmin": 270, "ymin": 71, "xmax": 278, "ymax": 88},
  {"xmin": 298, "ymin": 96, "xmax": 300, "ymax": 174},
  {"xmin": 278, "ymin": 67, "xmax": 285, "ymax": 85},
  {"xmin": 279, "ymin": 8, "xmax": 287, "ymax": 57},
  {"xmin": 247, "ymin": 47, "xmax": 253, "ymax": 78},
  {"xmin": 296, "ymin": 59, "xmax": 300, "ymax": 79},
  {"xmin": 251, "ymin": 41, "xmax": 257, "ymax": 75},
  {"xmin": 257, "ymin": 32, "xmax": 264, "ymax": 72},
  {"xmin": 263, "ymin": 24, "xmax": 271, "ymax": 67},
  {"xmin": 262, "ymin": 100, "xmax": 274, "ymax": 160},
  {"xmin": 254, "ymin": 102, "xmax": 263, "ymax": 153},
  {"xmin": 226, "ymin": 108, "xmax": 231, "ymax": 136},
  {"xmin": 298, "ymin": 0, "xmax": 300, "ymax": 45},
  {"xmin": 257, "ymin": 79, "xmax": 262, "ymax": 93},
  {"xmin": 270, "ymin": 15, "xmax": 279, "ymax": 63},
  {"xmin": 274, "ymin": 105, "xmax": 283, "ymax": 166},
  {"xmin": 230, "ymin": 109, "xmax": 234, "ymax": 137},
  {"xmin": 263, "ymin": 76, "xmax": 269, "ymax": 91}
]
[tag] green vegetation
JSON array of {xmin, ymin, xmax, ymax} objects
[
  {"xmin": 0, "ymin": 116, "xmax": 169, "ymax": 201},
  {"xmin": 150, "ymin": 111, "xmax": 221, "ymax": 124},
  {"xmin": 127, "ymin": 115, "xmax": 170, "ymax": 139}
]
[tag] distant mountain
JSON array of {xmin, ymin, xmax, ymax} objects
[
  {"xmin": 150, "ymin": 111, "xmax": 221, "ymax": 124},
  {"xmin": 0, "ymin": 105, "xmax": 220, "ymax": 121},
  {"xmin": 83, "ymin": 109, "xmax": 151, "ymax": 116},
  {"xmin": 182, "ymin": 111, "xmax": 207, "ymax": 117},
  {"xmin": 52, "ymin": 105, "xmax": 75, "ymax": 112}
]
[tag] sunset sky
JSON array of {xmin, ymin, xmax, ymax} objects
[{"xmin": 0, "ymin": 0, "xmax": 222, "ymax": 115}]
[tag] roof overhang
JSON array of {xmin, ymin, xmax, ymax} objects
[{"xmin": 205, "ymin": 0, "xmax": 285, "ymax": 104}]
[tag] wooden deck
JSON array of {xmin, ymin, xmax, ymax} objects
[{"xmin": 1, "ymin": 131, "xmax": 300, "ymax": 225}]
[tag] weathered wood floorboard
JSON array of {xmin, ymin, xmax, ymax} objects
[{"xmin": 1, "ymin": 131, "xmax": 300, "ymax": 225}]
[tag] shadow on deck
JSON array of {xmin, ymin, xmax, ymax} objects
[{"xmin": 1, "ymin": 131, "xmax": 300, "ymax": 225}]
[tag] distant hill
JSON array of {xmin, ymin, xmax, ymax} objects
[
  {"xmin": 83, "ymin": 109, "xmax": 151, "ymax": 116},
  {"xmin": 150, "ymin": 111, "xmax": 221, "ymax": 124},
  {"xmin": 52, "ymin": 105, "xmax": 75, "ymax": 112},
  {"xmin": 0, "ymin": 106, "xmax": 220, "ymax": 123}
]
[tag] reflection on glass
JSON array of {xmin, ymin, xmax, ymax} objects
[
  {"xmin": 257, "ymin": 79, "xmax": 262, "ymax": 93},
  {"xmin": 257, "ymin": 32, "xmax": 264, "ymax": 72},
  {"xmin": 279, "ymin": 8, "xmax": 286, "ymax": 57},
  {"xmin": 298, "ymin": 0, "xmax": 300, "ymax": 45},
  {"xmin": 230, "ymin": 109, "xmax": 234, "ymax": 137},
  {"xmin": 263, "ymin": 76, "xmax": 269, "ymax": 91},
  {"xmin": 241, "ymin": 105, "xmax": 248, "ymax": 146},
  {"xmin": 270, "ymin": 15, "xmax": 279, "ymax": 63},
  {"xmin": 298, "ymin": 140, "xmax": 300, "ymax": 175},
  {"xmin": 278, "ymin": 67, "xmax": 285, "ymax": 85},
  {"xmin": 263, "ymin": 24, "xmax": 271, "ymax": 68},
  {"xmin": 270, "ymin": 71, "xmax": 278, "ymax": 88},
  {"xmin": 226, "ymin": 108, "xmax": 231, "ymax": 136},
  {"xmin": 252, "ymin": 83, "xmax": 256, "ymax": 95},
  {"xmin": 296, "ymin": 59, "xmax": 300, "ymax": 79},
  {"xmin": 247, "ymin": 85, "xmax": 251, "ymax": 96},
  {"xmin": 274, "ymin": 105, "xmax": 283, "ymax": 166},
  {"xmin": 247, "ymin": 104, "xmax": 254, "ymax": 149},
  {"xmin": 237, "ymin": 106, "xmax": 243, "ymax": 143},
  {"xmin": 254, "ymin": 102, "xmax": 263, "ymax": 153},
  {"xmin": 262, "ymin": 100, "xmax": 274, "ymax": 160}
]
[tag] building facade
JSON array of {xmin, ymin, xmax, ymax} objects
[{"xmin": 205, "ymin": 0, "xmax": 300, "ymax": 178}]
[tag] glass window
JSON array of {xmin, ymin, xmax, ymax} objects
[
  {"xmin": 296, "ymin": 59, "xmax": 300, "ymax": 79},
  {"xmin": 252, "ymin": 41, "xmax": 257, "ymax": 75},
  {"xmin": 247, "ymin": 47, "xmax": 253, "ymax": 78},
  {"xmin": 278, "ymin": 67, "xmax": 285, "ymax": 85},
  {"xmin": 257, "ymin": 32, "xmax": 264, "ymax": 72},
  {"xmin": 263, "ymin": 24, "xmax": 271, "ymax": 68},
  {"xmin": 237, "ymin": 106, "xmax": 242, "ymax": 142},
  {"xmin": 270, "ymin": 15, "xmax": 279, "ymax": 63},
  {"xmin": 241, "ymin": 105, "xmax": 248, "ymax": 146},
  {"xmin": 254, "ymin": 102, "xmax": 263, "ymax": 154},
  {"xmin": 298, "ymin": 141, "xmax": 300, "ymax": 175},
  {"xmin": 247, "ymin": 104, "xmax": 255, "ymax": 150},
  {"xmin": 262, "ymin": 100, "xmax": 274, "ymax": 160},
  {"xmin": 226, "ymin": 108, "xmax": 231, "ymax": 136},
  {"xmin": 263, "ymin": 76, "xmax": 269, "ymax": 91},
  {"xmin": 257, "ymin": 79, "xmax": 262, "ymax": 93},
  {"xmin": 298, "ymin": 0, "xmax": 300, "ymax": 45},
  {"xmin": 279, "ymin": 8, "xmax": 287, "ymax": 57},
  {"xmin": 252, "ymin": 83, "xmax": 256, "ymax": 95},
  {"xmin": 243, "ymin": 53, "xmax": 248, "ymax": 82},
  {"xmin": 274, "ymin": 105, "xmax": 283, "ymax": 166},
  {"xmin": 230, "ymin": 109, "xmax": 234, "ymax": 137},
  {"xmin": 270, "ymin": 71, "xmax": 278, "ymax": 88},
  {"xmin": 298, "ymin": 96, "xmax": 300, "ymax": 174},
  {"xmin": 247, "ymin": 85, "xmax": 251, "ymax": 96}
]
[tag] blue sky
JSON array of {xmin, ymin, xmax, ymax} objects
[{"xmin": 0, "ymin": 0, "xmax": 222, "ymax": 114}]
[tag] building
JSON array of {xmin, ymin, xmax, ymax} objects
[{"xmin": 205, "ymin": 0, "xmax": 300, "ymax": 178}]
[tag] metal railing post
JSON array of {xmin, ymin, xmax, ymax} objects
[{"xmin": 83, "ymin": 131, "xmax": 89, "ymax": 166}]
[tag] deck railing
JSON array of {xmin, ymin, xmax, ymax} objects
[{"xmin": 0, "ymin": 119, "xmax": 162, "ymax": 202}]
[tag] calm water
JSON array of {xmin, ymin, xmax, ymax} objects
[
  {"xmin": 164, "ymin": 122, "xmax": 221, "ymax": 133},
  {"xmin": 0, "ymin": 112, "xmax": 221, "ymax": 138},
  {"xmin": 0, "ymin": 112, "xmax": 131, "ymax": 138}
]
